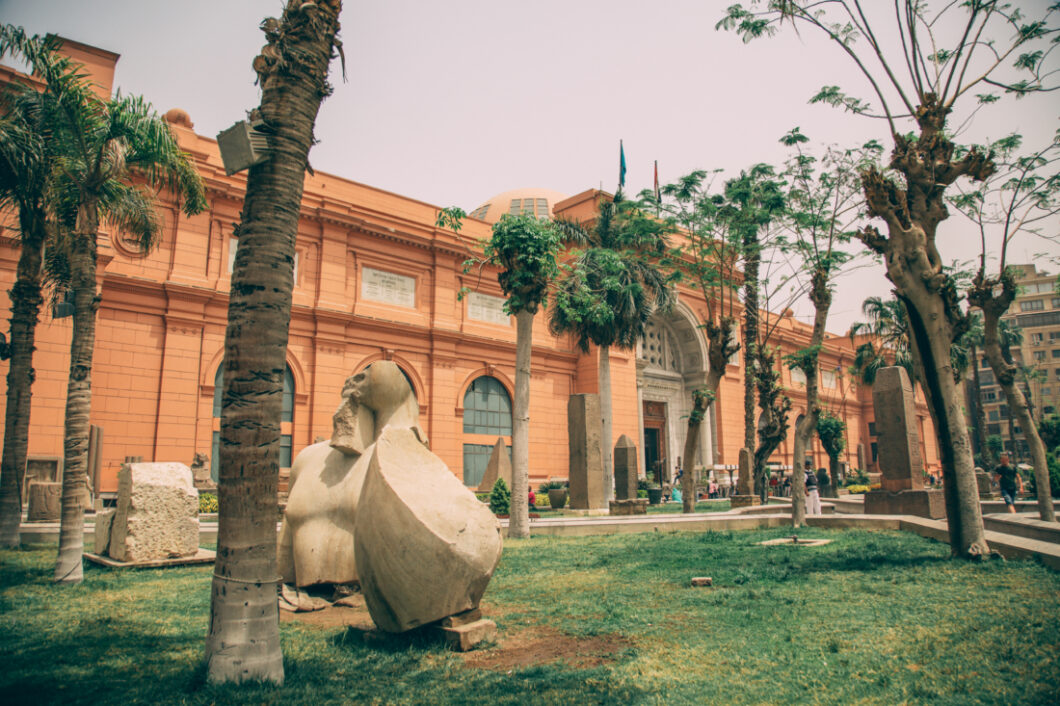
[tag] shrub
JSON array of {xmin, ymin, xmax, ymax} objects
[
  {"xmin": 475, "ymin": 492, "xmax": 490, "ymax": 503},
  {"xmin": 844, "ymin": 468, "xmax": 869, "ymax": 487},
  {"xmin": 845, "ymin": 484, "xmax": 871, "ymax": 495},
  {"xmin": 199, "ymin": 492, "xmax": 218, "ymax": 514},
  {"xmin": 533, "ymin": 493, "xmax": 551, "ymax": 508},
  {"xmin": 489, "ymin": 478, "xmax": 511, "ymax": 515},
  {"xmin": 637, "ymin": 489, "xmax": 648, "ymax": 498},
  {"xmin": 1027, "ymin": 452, "xmax": 1060, "ymax": 499}
]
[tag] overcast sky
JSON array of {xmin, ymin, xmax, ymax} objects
[{"xmin": 1, "ymin": 0, "xmax": 1057, "ymax": 333}]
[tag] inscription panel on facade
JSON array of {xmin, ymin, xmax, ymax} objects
[
  {"xmin": 362, "ymin": 267, "xmax": 415, "ymax": 308},
  {"xmin": 468, "ymin": 292, "xmax": 510, "ymax": 325}
]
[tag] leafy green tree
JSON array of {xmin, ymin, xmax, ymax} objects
[
  {"xmin": 779, "ymin": 131, "xmax": 873, "ymax": 525},
  {"xmin": 549, "ymin": 191, "xmax": 676, "ymax": 502},
  {"xmin": 475, "ymin": 213, "xmax": 561, "ymax": 538},
  {"xmin": 643, "ymin": 170, "xmax": 742, "ymax": 512},
  {"xmin": 963, "ymin": 135, "xmax": 1058, "ymax": 521},
  {"xmin": 815, "ymin": 411, "xmax": 846, "ymax": 498},
  {"xmin": 719, "ymin": 0, "xmax": 1058, "ymax": 557},
  {"xmin": 1040, "ymin": 415, "xmax": 1060, "ymax": 454},
  {"xmin": 716, "ymin": 164, "xmax": 786, "ymax": 498},
  {"xmin": 205, "ymin": 0, "xmax": 341, "ymax": 686},
  {"xmin": 0, "ymin": 29, "xmax": 95, "ymax": 547}
]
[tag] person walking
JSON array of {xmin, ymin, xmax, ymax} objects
[
  {"xmin": 805, "ymin": 461, "xmax": 821, "ymax": 516},
  {"xmin": 993, "ymin": 453, "xmax": 1024, "ymax": 514}
]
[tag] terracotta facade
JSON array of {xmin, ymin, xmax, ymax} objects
[{"xmin": 0, "ymin": 39, "xmax": 940, "ymax": 495}]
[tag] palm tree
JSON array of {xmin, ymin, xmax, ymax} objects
[
  {"xmin": 38, "ymin": 72, "xmax": 207, "ymax": 583},
  {"xmin": 205, "ymin": 0, "xmax": 341, "ymax": 686},
  {"xmin": 550, "ymin": 190, "xmax": 675, "ymax": 502},
  {"xmin": 0, "ymin": 29, "xmax": 76, "ymax": 547}
]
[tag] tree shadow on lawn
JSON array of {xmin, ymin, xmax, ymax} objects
[{"xmin": 0, "ymin": 613, "xmax": 207, "ymax": 706}]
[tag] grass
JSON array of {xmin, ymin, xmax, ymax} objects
[{"xmin": 2, "ymin": 528, "xmax": 1059, "ymax": 705}]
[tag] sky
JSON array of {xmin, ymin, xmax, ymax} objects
[{"xmin": 1, "ymin": 0, "xmax": 1057, "ymax": 334}]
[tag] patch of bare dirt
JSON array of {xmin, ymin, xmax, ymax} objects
[
  {"xmin": 461, "ymin": 626, "xmax": 632, "ymax": 671},
  {"xmin": 280, "ymin": 593, "xmax": 375, "ymax": 631}
]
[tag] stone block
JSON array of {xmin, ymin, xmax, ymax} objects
[
  {"xmin": 613, "ymin": 434, "xmax": 638, "ymax": 501},
  {"xmin": 609, "ymin": 499, "xmax": 648, "ymax": 516},
  {"xmin": 435, "ymin": 618, "xmax": 497, "ymax": 651},
  {"xmin": 872, "ymin": 367, "xmax": 923, "ymax": 491},
  {"xmin": 864, "ymin": 489, "xmax": 945, "ymax": 519},
  {"xmin": 729, "ymin": 495, "xmax": 761, "ymax": 509},
  {"xmin": 108, "ymin": 463, "xmax": 199, "ymax": 562},
  {"xmin": 568, "ymin": 394, "xmax": 605, "ymax": 510},
  {"xmin": 440, "ymin": 608, "xmax": 482, "ymax": 627},
  {"xmin": 690, "ymin": 577, "xmax": 713, "ymax": 587},
  {"xmin": 94, "ymin": 508, "xmax": 115, "ymax": 555},
  {"xmin": 26, "ymin": 482, "xmax": 61, "ymax": 521},
  {"xmin": 974, "ymin": 469, "xmax": 998, "ymax": 498}
]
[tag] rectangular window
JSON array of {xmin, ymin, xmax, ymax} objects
[
  {"xmin": 822, "ymin": 370, "xmax": 837, "ymax": 388},
  {"xmin": 1035, "ymin": 351, "xmax": 1047, "ymax": 361},
  {"xmin": 871, "ymin": 442, "xmax": 878, "ymax": 463},
  {"xmin": 1031, "ymin": 332, "xmax": 1044, "ymax": 344},
  {"xmin": 1051, "ymin": 331, "xmax": 1060, "ymax": 341},
  {"xmin": 509, "ymin": 199, "xmax": 521, "ymax": 214},
  {"xmin": 1021, "ymin": 299, "xmax": 1045, "ymax": 312},
  {"xmin": 790, "ymin": 367, "xmax": 807, "ymax": 386},
  {"xmin": 1000, "ymin": 405, "xmax": 1009, "ymax": 418},
  {"xmin": 988, "ymin": 410, "xmax": 999, "ymax": 422},
  {"xmin": 1042, "ymin": 387, "xmax": 1051, "ymax": 396},
  {"xmin": 1056, "ymin": 368, "xmax": 1060, "ymax": 380},
  {"xmin": 980, "ymin": 369, "xmax": 995, "ymax": 385},
  {"xmin": 983, "ymin": 391, "xmax": 997, "ymax": 402},
  {"xmin": 535, "ymin": 198, "xmax": 548, "ymax": 218},
  {"xmin": 1053, "ymin": 349, "xmax": 1060, "ymax": 359},
  {"xmin": 868, "ymin": 422, "xmax": 877, "ymax": 437},
  {"xmin": 1053, "ymin": 297, "xmax": 1060, "ymax": 309},
  {"xmin": 727, "ymin": 330, "xmax": 739, "ymax": 366},
  {"xmin": 988, "ymin": 423, "xmax": 1001, "ymax": 436}
]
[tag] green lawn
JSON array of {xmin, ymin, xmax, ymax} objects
[{"xmin": 2, "ymin": 528, "xmax": 1058, "ymax": 705}]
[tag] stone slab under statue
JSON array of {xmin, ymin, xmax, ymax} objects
[{"xmin": 278, "ymin": 361, "xmax": 503, "ymax": 635}]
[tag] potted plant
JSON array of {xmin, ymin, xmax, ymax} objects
[
  {"xmin": 540, "ymin": 480, "xmax": 567, "ymax": 510},
  {"xmin": 640, "ymin": 477, "xmax": 663, "ymax": 505}
]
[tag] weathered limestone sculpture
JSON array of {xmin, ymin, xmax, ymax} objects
[
  {"xmin": 278, "ymin": 361, "xmax": 503, "ymax": 637},
  {"xmin": 107, "ymin": 462, "xmax": 200, "ymax": 562}
]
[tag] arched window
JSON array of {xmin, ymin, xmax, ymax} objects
[
  {"xmin": 462, "ymin": 376, "xmax": 512, "ymax": 486},
  {"xmin": 212, "ymin": 364, "xmax": 295, "ymax": 479},
  {"xmin": 463, "ymin": 376, "xmax": 512, "ymax": 435}
]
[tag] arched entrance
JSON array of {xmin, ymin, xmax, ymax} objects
[{"xmin": 636, "ymin": 300, "xmax": 713, "ymax": 484}]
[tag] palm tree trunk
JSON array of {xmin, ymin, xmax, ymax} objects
[
  {"xmin": 54, "ymin": 205, "xmax": 99, "ymax": 584},
  {"xmin": 508, "ymin": 309, "xmax": 532, "ymax": 538},
  {"xmin": 205, "ymin": 1, "xmax": 340, "ymax": 685},
  {"xmin": 598, "ymin": 344, "xmax": 614, "ymax": 502},
  {"xmin": 0, "ymin": 211, "xmax": 46, "ymax": 547}
]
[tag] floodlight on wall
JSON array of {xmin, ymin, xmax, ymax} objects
[
  {"xmin": 217, "ymin": 119, "xmax": 271, "ymax": 176},
  {"xmin": 53, "ymin": 291, "xmax": 74, "ymax": 319}
]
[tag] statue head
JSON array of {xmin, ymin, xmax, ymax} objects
[{"xmin": 331, "ymin": 361, "xmax": 425, "ymax": 455}]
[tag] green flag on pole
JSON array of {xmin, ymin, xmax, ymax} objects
[{"xmin": 619, "ymin": 140, "xmax": 627, "ymax": 188}]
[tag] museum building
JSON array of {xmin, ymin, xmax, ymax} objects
[{"xmin": 0, "ymin": 38, "xmax": 941, "ymax": 496}]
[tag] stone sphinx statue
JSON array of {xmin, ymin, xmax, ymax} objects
[{"xmin": 278, "ymin": 361, "xmax": 502, "ymax": 633}]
